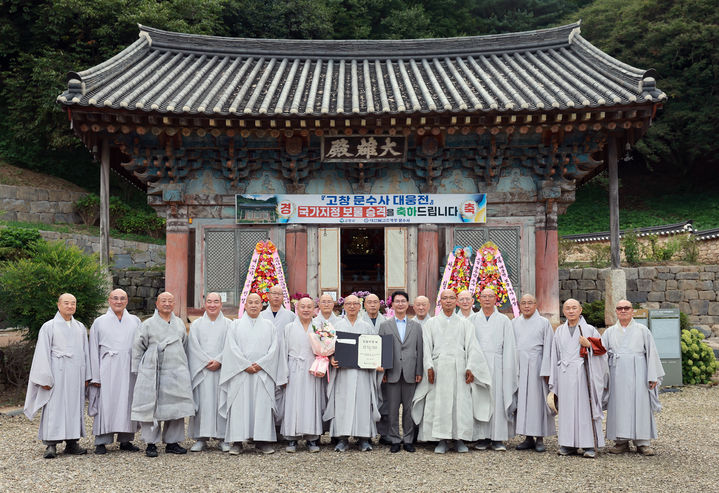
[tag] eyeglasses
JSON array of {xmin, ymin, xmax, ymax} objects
[
  {"xmin": 110, "ymin": 297, "xmax": 127, "ymax": 301},
  {"xmin": 344, "ymin": 302, "xmax": 361, "ymax": 306},
  {"xmin": 616, "ymin": 306, "xmax": 632, "ymax": 311}
]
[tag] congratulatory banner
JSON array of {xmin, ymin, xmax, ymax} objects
[{"xmin": 236, "ymin": 193, "xmax": 486, "ymax": 225}]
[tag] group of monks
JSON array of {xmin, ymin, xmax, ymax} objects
[{"xmin": 24, "ymin": 284, "xmax": 665, "ymax": 459}]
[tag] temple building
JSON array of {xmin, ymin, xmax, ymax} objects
[{"xmin": 57, "ymin": 22, "xmax": 665, "ymax": 322}]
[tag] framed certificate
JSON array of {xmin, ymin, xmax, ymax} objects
[{"xmin": 334, "ymin": 331, "xmax": 393, "ymax": 369}]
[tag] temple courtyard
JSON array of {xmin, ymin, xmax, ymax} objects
[{"xmin": 0, "ymin": 385, "xmax": 716, "ymax": 492}]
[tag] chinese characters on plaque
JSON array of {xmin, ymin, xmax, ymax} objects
[{"xmin": 321, "ymin": 135, "xmax": 406, "ymax": 163}]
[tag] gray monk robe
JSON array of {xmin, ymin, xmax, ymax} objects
[
  {"xmin": 412, "ymin": 315, "xmax": 432, "ymax": 328},
  {"xmin": 361, "ymin": 311, "xmax": 388, "ymax": 435},
  {"xmin": 323, "ymin": 317, "xmax": 380, "ymax": 438},
  {"xmin": 24, "ymin": 313, "xmax": 91, "ymax": 443},
  {"xmin": 412, "ymin": 312, "xmax": 492, "ymax": 442},
  {"xmin": 88, "ymin": 308, "xmax": 141, "ymax": 443},
  {"xmin": 187, "ymin": 312, "xmax": 231, "ymax": 440},
  {"xmin": 314, "ymin": 312, "xmax": 340, "ymax": 326},
  {"xmin": 279, "ymin": 319, "xmax": 326, "ymax": 439},
  {"xmin": 472, "ymin": 308, "xmax": 519, "ymax": 442},
  {"xmin": 550, "ymin": 318, "xmax": 608, "ymax": 449},
  {"xmin": 512, "ymin": 310, "xmax": 555, "ymax": 437},
  {"xmin": 131, "ymin": 312, "xmax": 194, "ymax": 424},
  {"xmin": 261, "ymin": 305, "xmax": 295, "ymax": 426},
  {"xmin": 219, "ymin": 315, "xmax": 280, "ymax": 442},
  {"xmin": 602, "ymin": 319, "xmax": 664, "ymax": 443}
]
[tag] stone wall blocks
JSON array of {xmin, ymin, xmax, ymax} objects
[
  {"xmin": 559, "ymin": 290, "xmax": 571, "ymax": 300},
  {"xmin": 569, "ymin": 268, "xmax": 583, "ymax": 280},
  {"xmin": 690, "ymin": 299, "xmax": 709, "ymax": 316},
  {"xmin": 699, "ymin": 272, "xmax": 715, "ymax": 280},
  {"xmin": 17, "ymin": 187, "xmax": 48, "ymax": 201},
  {"xmin": 666, "ymin": 280, "xmax": 678, "ymax": 289},
  {"xmin": 652, "ymin": 280, "xmax": 666, "ymax": 291},
  {"xmin": 636, "ymin": 279, "xmax": 653, "ymax": 291},
  {"xmin": 647, "ymin": 292, "xmax": 665, "ymax": 302},
  {"xmin": 586, "ymin": 290, "xmax": 602, "ymax": 303},
  {"xmin": 597, "ymin": 269, "xmax": 609, "ymax": 280},
  {"xmin": 676, "ymin": 272, "xmax": 700, "ymax": 280},
  {"xmin": 683, "ymin": 289, "xmax": 699, "ymax": 301},
  {"xmin": 703, "ymin": 265, "xmax": 719, "ymax": 272},
  {"xmin": 660, "ymin": 302, "xmax": 679, "ymax": 309},
  {"xmin": 623, "ymin": 268, "xmax": 638, "ymax": 280},
  {"xmin": 698, "ymin": 280, "xmax": 714, "ymax": 290},
  {"xmin": 638, "ymin": 267, "xmax": 657, "ymax": 279},
  {"xmin": 0, "ymin": 184, "xmax": 17, "ymax": 199},
  {"xmin": 626, "ymin": 279, "xmax": 638, "ymax": 291},
  {"xmin": 565, "ymin": 280, "xmax": 577, "ymax": 290},
  {"xmin": 679, "ymin": 302, "xmax": 691, "ymax": 314},
  {"xmin": 708, "ymin": 303, "xmax": 719, "ymax": 316},
  {"xmin": 655, "ymin": 266, "xmax": 670, "ymax": 273},
  {"xmin": 669, "ymin": 266, "xmax": 684, "ymax": 274},
  {"xmin": 656, "ymin": 273, "xmax": 674, "ymax": 280},
  {"xmin": 571, "ymin": 291, "xmax": 587, "ymax": 302},
  {"xmin": 627, "ymin": 291, "xmax": 648, "ymax": 303},
  {"xmin": 582, "ymin": 268, "xmax": 598, "ymax": 280},
  {"xmin": 644, "ymin": 302, "xmax": 661, "ymax": 310},
  {"xmin": 558, "ymin": 269, "xmax": 569, "ymax": 281},
  {"xmin": 678, "ymin": 280, "xmax": 697, "ymax": 291},
  {"xmin": 578, "ymin": 280, "xmax": 596, "ymax": 290},
  {"xmin": 595, "ymin": 280, "xmax": 605, "ymax": 290},
  {"xmin": 665, "ymin": 290, "xmax": 683, "ymax": 303}
]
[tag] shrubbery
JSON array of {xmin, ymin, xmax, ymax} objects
[
  {"xmin": 74, "ymin": 195, "xmax": 166, "ymax": 239},
  {"xmin": 681, "ymin": 328, "xmax": 718, "ymax": 385},
  {"xmin": 0, "ymin": 226, "xmax": 42, "ymax": 261},
  {"xmin": 581, "ymin": 299, "xmax": 606, "ymax": 328},
  {"xmin": 0, "ymin": 240, "xmax": 108, "ymax": 340},
  {"xmin": 75, "ymin": 193, "xmax": 100, "ymax": 226}
]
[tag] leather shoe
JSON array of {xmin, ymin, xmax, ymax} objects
[
  {"xmin": 637, "ymin": 445, "xmax": 655, "ymax": 456},
  {"xmin": 119, "ymin": 442, "xmax": 140, "ymax": 452},
  {"xmin": 43, "ymin": 445, "xmax": 57, "ymax": 459},
  {"xmin": 165, "ymin": 442, "xmax": 187, "ymax": 454},
  {"xmin": 534, "ymin": 440, "xmax": 546, "ymax": 453},
  {"xmin": 94, "ymin": 444, "xmax": 107, "ymax": 455},
  {"xmin": 390, "ymin": 443, "xmax": 401, "ymax": 453},
  {"xmin": 64, "ymin": 440, "xmax": 87, "ymax": 455},
  {"xmin": 378, "ymin": 436, "xmax": 392, "ymax": 446},
  {"xmin": 145, "ymin": 444, "xmax": 158, "ymax": 457},
  {"xmin": 516, "ymin": 437, "xmax": 535, "ymax": 450},
  {"xmin": 403, "ymin": 443, "xmax": 416, "ymax": 453}
]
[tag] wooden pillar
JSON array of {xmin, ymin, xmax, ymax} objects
[
  {"xmin": 417, "ymin": 224, "xmax": 439, "ymax": 305},
  {"xmin": 165, "ymin": 215, "xmax": 189, "ymax": 320},
  {"xmin": 286, "ymin": 225, "xmax": 308, "ymax": 295},
  {"xmin": 608, "ymin": 136, "xmax": 620, "ymax": 269},
  {"xmin": 99, "ymin": 137, "xmax": 110, "ymax": 267},
  {"xmin": 536, "ymin": 203, "xmax": 560, "ymax": 325}
]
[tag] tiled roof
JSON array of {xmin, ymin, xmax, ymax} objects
[
  {"xmin": 561, "ymin": 221, "xmax": 694, "ymax": 243},
  {"xmin": 58, "ymin": 22, "xmax": 665, "ymax": 118}
]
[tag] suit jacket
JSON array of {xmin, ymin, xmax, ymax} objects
[{"xmin": 378, "ymin": 318, "xmax": 423, "ymax": 384}]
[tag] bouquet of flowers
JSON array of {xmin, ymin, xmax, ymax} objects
[
  {"xmin": 308, "ymin": 320, "xmax": 336, "ymax": 379},
  {"xmin": 250, "ymin": 241, "xmax": 279, "ymax": 303},
  {"xmin": 447, "ymin": 246, "xmax": 473, "ymax": 294}
]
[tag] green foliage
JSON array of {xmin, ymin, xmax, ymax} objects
[
  {"xmin": 558, "ymin": 239, "xmax": 577, "ymax": 267},
  {"xmin": 581, "ymin": 299, "xmax": 606, "ymax": 328},
  {"xmin": 115, "ymin": 209, "xmax": 166, "ymax": 239},
  {"xmin": 0, "ymin": 240, "xmax": 108, "ymax": 340},
  {"xmin": 0, "ymin": 226, "xmax": 42, "ymax": 261},
  {"xmin": 0, "ymin": 340, "xmax": 34, "ymax": 388},
  {"xmin": 568, "ymin": 0, "xmax": 719, "ymax": 179},
  {"xmin": 75, "ymin": 193, "xmax": 100, "ymax": 226},
  {"xmin": 677, "ymin": 235, "xmax": 699, "ymax": 263},
  {"xmin": 622, "ymin": 229, "xmax": 641, "ymax": 266},
  {"xmin": 680, "ymin": 328, "xmax": 718, "ymax": 385},
  {"xmin": 645, "ymin": 234, "xmax": 680, "ymax": 262},
  {"xmin": 679, "ymin": 311, "xmax": 691, "ymax": 332},
  {"xmin": 587, "ymin": 244, "xmax": 611, "ymax": 268}
]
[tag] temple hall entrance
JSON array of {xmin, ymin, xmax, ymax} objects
[{"xmin": 341, "ymin": 227, "xmax": 385, "ymax": 296}]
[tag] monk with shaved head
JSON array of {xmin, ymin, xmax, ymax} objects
[
  {"xmin": 25, "ymin": 293, "xmax": 91, "ymax": 459},
  {"xmin": 132, "ymin": 292, "xmax": 195, "ymax": 457},
  {"xmin": 88, "ymin": 288, "xmax": 142, "ymax": 455}
]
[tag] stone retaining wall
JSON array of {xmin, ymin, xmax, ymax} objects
[
  {"xmin": 111, "ymin": 269, "xmax": 165, "ymax": 315},
  {"xmin": 559, "ymin": 265, "xmax": 719, "ymax": 335},
  {"xmin": 0, "ymin": 184, "xmax": 87, "ymax": 224},
  {"xmin": 37, "ymin": 230, "xmax": 165, "ymax": 269}
]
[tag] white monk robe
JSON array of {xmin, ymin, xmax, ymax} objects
[
  {"xmin": 187, "ymin": 312, "xmax": 231, "ymax": 440},
  {"xmin": 549, "ymin": 317, "xmax": 608, "ymax": 449},
  {"xmin": 323, "ymin": 317, "xmax": 380, "ymax": 438},
  {"xmin": 24, "ymin": 313, "xmax": 91, "ymax": 443},
  {"xmin": 261, "ymin": 305, "xmax": 295, "ymax": 426},
  {"xmin": 411, "ymin": 315, "xmax": 432, "ymax": 328},
  {"xmin": 512, "ymin": 310, "xmax": 555, "ymax": 437},
  {"xmin": 313, "ymin": 312, "xmax": 341, "ymax": 326},
  {"xmin": 602, "ymin": 319, "xmax": 664, "ymax": 443},
  {"xmin": 412, "ymin": 312, "xmax": 492, "ymax": 442},
  {"xmin": 457, "ymin": 311, "xmax": 475, "ymax": 321},
  {"xmin": 472, "ymin": 308, "xmax": 519, "ymax": 441},
  {"xmin": 219, "ymin": 315, "xmax": 280, "ymax": 442},
  {"xmin": 131, "ymin": 312, "xmax": 195, "ymax": 423},
  {"xmin": 279, "ymin": 319, "xmax": 326, "ymax": 439},
  {"xmin": 361, "ymin": 311, "xmax": 387, "ymax": 435},
  {"xmin": 88, "ymin": 308, "xmax": 141, "ymax": 444},
  {"xmin": 361, "ymin": 311, "xmax": 386, "ymax": 331}
]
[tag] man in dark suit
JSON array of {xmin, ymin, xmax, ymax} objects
[{"xmin": 378, "ymin": 290, "xmax": 423, "ymax": 453}]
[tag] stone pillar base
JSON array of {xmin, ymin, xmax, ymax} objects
[{"xmin": 604, "ymin": 268, "xmax": 626, "ymax": 326}]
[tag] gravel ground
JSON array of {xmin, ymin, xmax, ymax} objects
[{"xmin": 1, "ymin": 385, "xmax": 717, "ymax": 493}]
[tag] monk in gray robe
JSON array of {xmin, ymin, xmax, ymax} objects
[
  {"xmin": 88, "ymin": 289, "xmax": 141, "ymax": 455},
  {"xmin": 132, "ymin": 292, "xmax": 195, "ymax": 457},
  {"xmin": 24, "ymin": 293, "xmax": 91, "ymax": 459},
  {"xmin": 603, "ymin": 300, "xmax": 664, "ymax": 456},
  {"xmin": 187, "ymin": 292, "xmax": 231, "ymax": 452},
  {"xmin": 314, "ymin": 293, "xmax": 340, "ymax": 325},
  {"xmin": 219, "ymin": 293, "xmax": 281, "ymax": 455},
  {"xmin": 279, "ymin": 297, "xmax": 325, "ymax": 453},
  {"xmin": 360, "ymin": 293, "xmax": 389, "ymax": 441},
  {"xmin": 412, "ymin": 289, "xmax": 492, "ymax": 454},
  {"xmin": 550, "ymin": 299, "xmax": 608, "ymax": 458},
  {"xmin": 325, "ymin": 294, "xmax": 381, "ymax": 452},
  {"xmin": 472, "ymin": 288, "xmax": 518, "ymax": 451},
  {"xmin": 261, "ymin": 284, "xmax": 295, "ymax": 429},
  {"xmin": 457, "ymin": 290, "xmax": 476, "ymax": 320},
  {"xmin": 411, "ymin": 295, "xmax": 432, "ymax": 327},
  {"xmin": 512, "ymin": 294, "xmax": 555, "ymax": 452}
]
